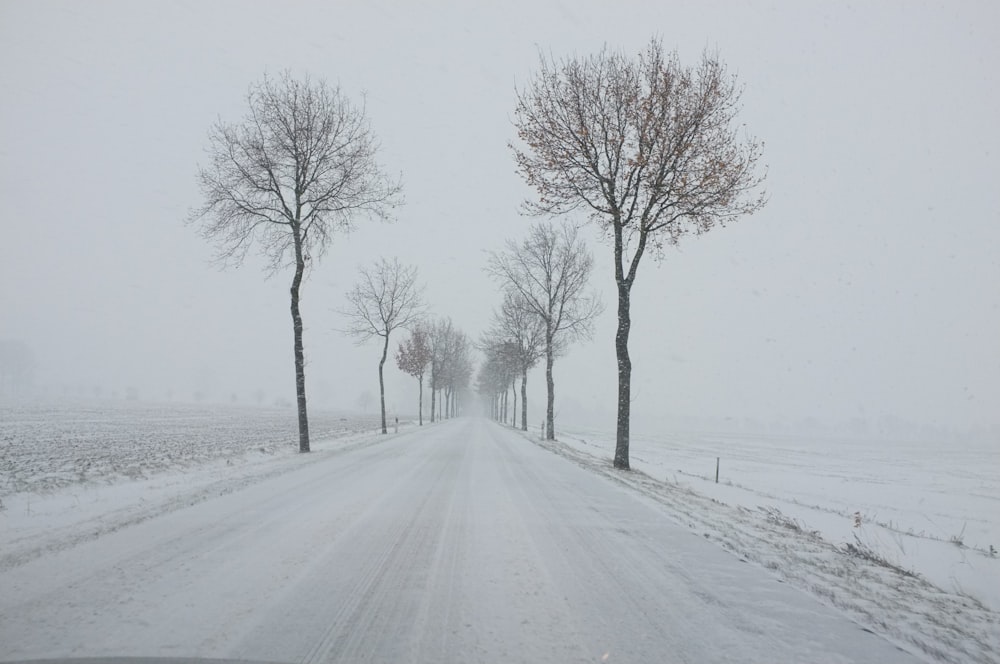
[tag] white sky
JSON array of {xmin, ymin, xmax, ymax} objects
[{"xmin": 1, "ymin": 0, "xmax": 998, "ymax": 436}]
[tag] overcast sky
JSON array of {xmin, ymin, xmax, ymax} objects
[{"xmin": 1, "ymin": 0, "xmax": 997, "ymax": 437}]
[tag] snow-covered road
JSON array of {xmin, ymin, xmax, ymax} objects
[{"xmin": 1, "ymin": 418, "xmax": 920, "ymax": 663}]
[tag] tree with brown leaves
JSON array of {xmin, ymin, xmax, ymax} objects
[
  {"xmin": 396, "ymin": 325, "xmax": 432, "ymax": 425},
  {"xmin": 512, "ymin": 40, "xmax": 766, "ymax": 469}
]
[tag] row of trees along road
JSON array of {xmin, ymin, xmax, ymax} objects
[
  {"xmin": 477, "ymin": 291, "xmax": 544, "ymax": 430},
  {"xmin": 510, "ymin": 39, "xmax": 766, "ymax": 468},
  {"xmin": 396, "ymin": 317, "xmax": 474, "ymax": 426},
  {"xmin": 481, "ymin": 223, "xmax": 601, "ymax": 438},
  {"xmin": 189, "ymin": 37, "xmax": 765, "ymax": 467}
]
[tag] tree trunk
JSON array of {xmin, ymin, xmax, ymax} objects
[
  {"xmin": 290, "ymin": 240, "xmax": 310, "ymax": 453},
  {"xmin": 614, "ymin": 282, "xmax": 632, "ymax": 469},
  {"xmin": 511, "ymin": 378, "xmax": 517, "ymax": 427},
  {"xmin": 613, "ymin": 222, "xmax": 646, "ymax": 470},
  {"xmin": 521, "ymin": 370, "xmax": 528, "ymax": 431},
  {"xmin": 379, "ymin": 334, "xmax": 389, "ymax": 434},
  {"xmin": 417, "ymin": 374, "xmax": 423, "ymax": 426},
  {"xmin": 545, "ymin": 336, "xmax": 555, "ymax": 440},
  {"xmin": 430, "ymin": 372, "xmax": 436, "ymax": 423}
]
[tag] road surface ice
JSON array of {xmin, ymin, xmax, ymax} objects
[{"xmin": 1, "ymin": 419, "xmax": 923, "ymax": 663}]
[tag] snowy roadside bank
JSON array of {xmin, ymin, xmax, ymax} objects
[
  {"xmin": 556, "ymin": 426, "xmax": 1000, "ymax": 612},
  {"xmin": 515, "ymin": 426, "xmax": 1000, "ymax": 664},
  {"xmin": 0, "ymin": 400, "xmax": 406, "ymax": 497},
  {"xmin": 0, "ymin": 400, "xmax": 418, "ymax": 571}
]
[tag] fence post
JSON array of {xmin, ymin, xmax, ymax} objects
[{"xmin": 715, "ymin": 457, "xmax": 720, "ymax": 484}]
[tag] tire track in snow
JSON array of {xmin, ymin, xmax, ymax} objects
[{"xmin": 300, "ymin": 444, "xmax": 457, "ymax": 664}]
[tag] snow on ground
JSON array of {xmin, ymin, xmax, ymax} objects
[
  {"xmin": 0, "ymin": 399, "xmax": 413, "ymax": 570},
  {"xmin": 2, "ymin": 402, "xmax": 997, "ymax": 662},
  {"xmin": 1, "ymin": 417, "xmax": 927, "ymax": 663},
  {"xmin": 533, "ymin": 425, "xmax": 1000, "ymax": 664},
  {"xmin": 0, "ymin": 399, "xmax": 408, "ymax": 496},
  {"xmin": 556, "ymin": 427, "xmax": 1000, "ymax": 610}
]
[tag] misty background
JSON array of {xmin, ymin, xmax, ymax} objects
[{"xmin": 1, "ymin": 0, "xmax": 997, "ymax": 440}]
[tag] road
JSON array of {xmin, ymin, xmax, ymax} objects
[{"xmin": 0, "ymin": 418, "xmax": 918, "ymax": 663}]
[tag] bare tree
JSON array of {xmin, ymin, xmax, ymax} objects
[
  {"xmin": 425, "ymin": 318, "xmax": 474, "ymax": 421},
  {"xmin": 475, "ymin": 346, "xmax": 516, "ymax": 423},
  {"xmin": 487, "ymin": 222, "xmax": 601, "ymax": 440},
  {"xmin": 427, "ymin": 318, "xmax": 451, "ymax": 422},
  {"xmin": 512, "ymin": 40, "xmax": 766, "ymax": 468},
  {"xmin": 482, "ymin": 292, "xmax": 545, "ymax": 430},
  {"xmin": 476, "ymin": 336, "xmax": 516, "ymax": 424},
  {"xmin": 442, "ymin": 331, "xmax": 473, "ymax": 418},
  {"xmin": 501, "ymin": 292, "xmax": 545, "ymax": 430},
  {"xmin": 396, "ymin": 325, "xmax": 432, "ymax": 425},
  {"xmin": 342, "ymin": 258, "xmax": 424, "ymax": 434},
  {"xmin": 190, "ymin": 71, "xmax": 402, "ymax": 452}
]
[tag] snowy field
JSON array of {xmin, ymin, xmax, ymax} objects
[
  {"xmin": 0, "ymin": 402, "xmax": 997, "ymax": 661},
  {"xmin": 516, "ymin": 427, "xmax": 1000, "ymax": 662},
  {"xmin": 557, "ymin": 426, "xmax": 1000, "ymax": 612},
  {"xmin": 0, "ymin": 399, "xmax": 413, "ymax": 573},
  {"xmin": 0, "ymin": 418, "xmax": 933, "ymax": 664},
  {"xmin": 0, "ymin": 399, "xmax": 400, "ymax": 497}
]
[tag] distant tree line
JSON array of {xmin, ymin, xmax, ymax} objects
[
  {"xmin": 392, "ymin": 317, "xmax": 473, "ymax": 425},
  {"xmin": 477, "ymin": 223, "xmax": 600, "ymax": 438},
  {"xmin": 189, "ymin": 35, "xmax": 766, "ymax": 469}
]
